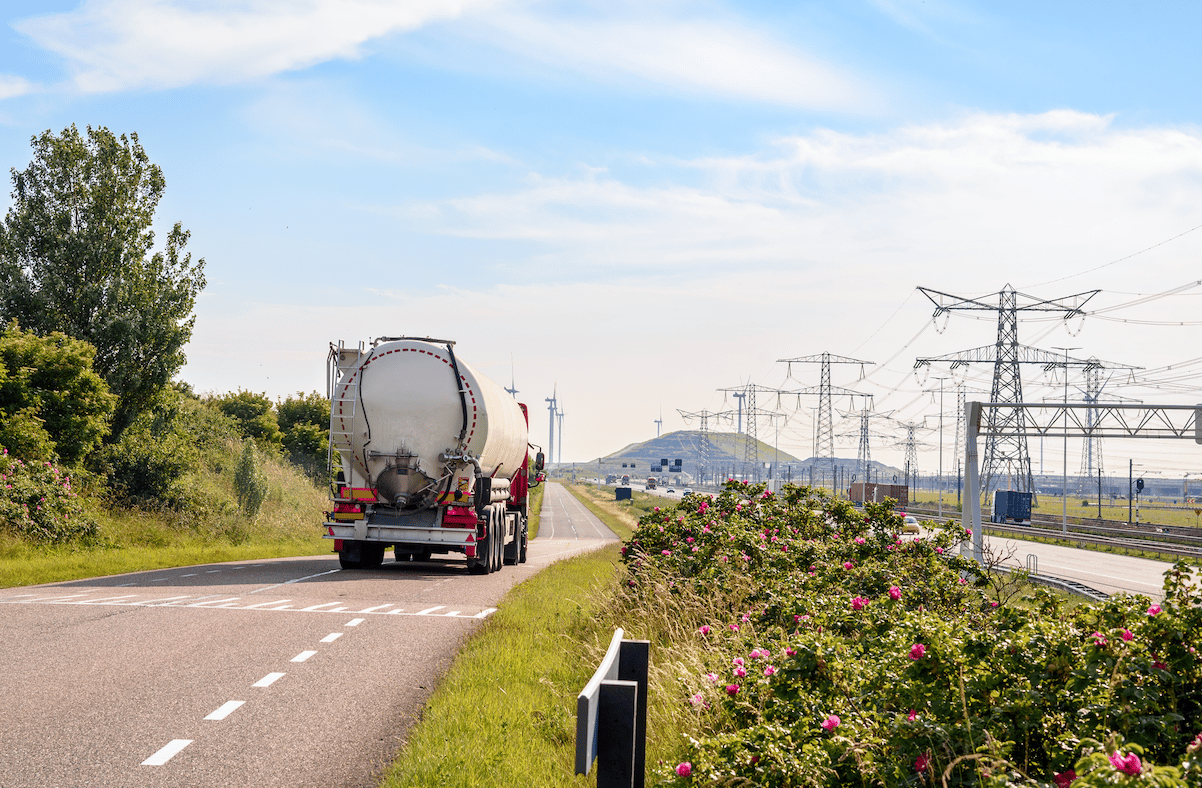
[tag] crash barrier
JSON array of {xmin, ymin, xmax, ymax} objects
[{"xmin": 576, "ymin": 628, "xmax": 650, "ymax": 788}]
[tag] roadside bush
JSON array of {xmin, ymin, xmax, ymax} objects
[
  {"xmin": 99, "ymin": 423, "xmax": 199, "ymax": 505},
  {"xmin": 620, "ymin": 481, "xmax": 1202, "ymax": 787},
  {"xmin": 0, "ymin": 450, "xmax": 96, "ymax": 543},
  {"xmin": 210, "ymin": 389, "xmax": 281, "ymax": 448},
  {"xmin": 0, "ymin": 323, "xmax": 115, "ymax": 464}
]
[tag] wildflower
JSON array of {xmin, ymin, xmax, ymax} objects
[
  {"xmin": 909, "ymin": 643, "xmax": 926, "ymax": 661},
  {"xmin": 1154, "ymin": 660, "xmax": 1168, "ymax": 670},
  {"xmin": 1109, "ymin": 751, "xmax": 1142, "ymax": 776},
  {"xmin": 662, "ymin": 550, "xmax": 671, "ymax": 556},
  {"xmin": 725, "ymin": 684, "xmax": 740, "ymax": 696},
  {"xmin": 705, "ymin": 672, "xmax": 719, "ymax": 683},
  {"xmin": 763, "ymin": 665, "xmax": 776, "ymax": 677},
  {"xmin": 851, "ymin": 596, "xmax": 868, "ymax": 611},
  {"xmin": 747, "ymin": 650, "xmax": 763, "ymax": 660},
  {"xmin": 733, "ymin": 666, "xmax": 746, "ymax": 678},
  {"xmin": 1053, "ymin": 770, "xmax": 1076, "ymax": 787},
  {"xmin": 729, "ymin": 624, "xmax": 739, "ymax": 632},
  {"xmin": 698, "ymin": 625, "xmax": 711, "ymax": 636},
  {"xmin": 888, "ymin": 586, "xmax": 901, "ymax": 601},
  {"xmin": 907, "ymin": 709, "xmax": 917, "ymax": 722},
  {"xmin": 733, "ymin": 657, "xmax": 745, "ymax": 666},
  {"xmin": 1148, "ymin": 605, "xmax": 1162, "ymax": 617},
  {"xmin": 689, "ymin": 693, "xmax": 705, "ymax": 707},
  {"xmin": 1122, "ymin": 629, "xmax": 1133, "ymax": 641},
  {"xmin": 842, "ymin": 561, "xmax": 853, "ymax": 570},
  {"xmin": 957, "ymin": 577, "xmax": 966, "ymax": 584},
  {"xmin": 821, "ymin": 714, "xmax": 840, "ymax": 731},
  {"xmin": 854, "ymin": 536, "xmax": 865, "ymax": 545},
  {"xmin": 935, "ymin": 547, "xmax": 944, "ymax": 555},
  {"xmin": 915, "ymin": 752, "xmax": 930, "ymax": 773},
  {"xmin": 990, "ymin": 601, "xmax": 999, "ymax": 607},
  {"xmin": 676, "ymin": 762, "xmax": 692, "ymax": 777},
  {"xmin": 785, "ymin": 647, "xmax": 797, "ymax": 656},
  {"xmin": 1091, "ymin": 632, "xmax": 1107, "ymax": 646},
  {"xmin": 965, "ymin": 528, "xmax": 972, "ymax": 536}
]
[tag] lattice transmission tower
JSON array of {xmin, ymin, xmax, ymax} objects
[
  {"xmin": 677, "ymin": 408, "xmax": 735, "ymax": 485},
  {"xmin": 777, "ymin": 352, "xmax": 873, "ymax": 479},
  {"xmin": 717, "ymin": 384, "xmax": 802, "ymax": 482},
  {"xmin": 914, "ymin": 285, "xmax": 1099, "ymax": 499}
]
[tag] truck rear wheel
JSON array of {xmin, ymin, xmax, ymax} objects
[
  {"xmin": 362, "ymin": 544, "xmax": 386, "ymax": 568},
  {"xmin": 469, "ymin": 527, "xmax": 493, "ymax": 575},
  {"xmin": 339, "ymin": 552, "xmax": 362, "ymax": 570},
  {"xmin": 518, "ymin": 518, "xmax": 528, "ymax": 563}
]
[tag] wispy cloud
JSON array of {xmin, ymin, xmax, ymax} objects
[
  {"xmin": 0, "ymin": 74, "xmax": 35, "ymax": 99},
  {"xmin": 14, "ymin": 0, "xmax": 495, "ymax": 93},
  {"xmin": 472, "ymin": 9, "xmax": 873, "ymax": 110},
  {"xmin": 11, "ymin": 0, "xmax": 875, "ymax": 110}
]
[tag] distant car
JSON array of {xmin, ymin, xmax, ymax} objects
[
  {"xmin": 666, "ymin": 488, "xmax": 675, "ymax": 494},
  {"xmin": 902, "ymin": 515, "xmax": 920, "ymax": 533},
  {"xmin": 683, "ymin": 489, "xmax": 693, "ymax": 496}
]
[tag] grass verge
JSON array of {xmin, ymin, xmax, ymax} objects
[
  {"xmin": 380, "ymin": 481, "xmax": 703, "ymax": 787},
  {"xmin": 378, "ymin": 544, "xmax": 623, "ymax": 787},
  {"xmin": 0, "ymin": 451, "xmax": 329, "ymax": 588}
]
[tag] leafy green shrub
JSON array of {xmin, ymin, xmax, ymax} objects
[
  {"xmin": 210, "ymin": 390, "xmax": 281, "ymax": 448},
  {"xmin": 99, "ymin": 424, "xmax": 199, "ymax": 504},
  {"xmin": 0, "ymin": 323, "xmax": 115, "ymax": 464},
  {"xmin": 620, "ymin": 481, "xmax": 1202, "ymax": 787},
  {"xmin": 0, "ymin": 450, "xmax": 96, "ymax": 543},
  {"xmin": 234, "ymin": 441, "xmax": 268, "ymax": 517}
]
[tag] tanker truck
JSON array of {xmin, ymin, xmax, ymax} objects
[{"xmin": 323, "ymin": 337, "xmax": 543, "ymax": 574}]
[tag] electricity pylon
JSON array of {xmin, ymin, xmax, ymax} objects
[
  {"xmin": 777, "ymin": 352, "xmax": 873, "ymax": 480},
  {"xmin": 914, "ymin": 284, "xmax": 1099, "ymax": 499},
  {"xmin": 544, "ymin": 385, "xmax": 558, "ymax": 465},
  {"xmin": 717, "ymin": 384, "xmax": 804, "ymax": 482},
  {"xmin": 677, "ymin": 408, "xmax": 736, "ymax": 485}
]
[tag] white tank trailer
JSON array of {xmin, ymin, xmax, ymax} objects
[{"xmin": 324, "ymin": 337, "xmax": 543, "ymax": 574}]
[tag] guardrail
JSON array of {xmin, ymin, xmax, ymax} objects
[{"xmin": 576, "ymin": 628, "xmax": 650, "ymax": 788}]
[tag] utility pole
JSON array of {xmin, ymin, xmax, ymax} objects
[
  {"xmin": 718, "ymin": 384, "xmax": 802, "ymax": 483},
  {"xmin": 1052, "ymin": 346, "xmax": 1079, "ymax": 534},
  {"xmin": 930, "ymin": 376, "xmax": 950, "ymax": 518},
  {"xmin": 678, "ymin": 408, "xmax": 735, "ymax": 488}
]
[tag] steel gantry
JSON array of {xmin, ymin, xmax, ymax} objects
[{"xmin": 962, "ymin": 401, "xmax": 1202, "ymax": 564}]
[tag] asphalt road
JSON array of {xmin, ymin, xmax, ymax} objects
[{"xmin": 0, "ymin": 482, "xmax": 615, "ymax": 788}]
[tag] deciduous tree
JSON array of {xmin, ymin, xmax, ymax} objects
[{"xmin": 0, "ymin": 124, "xmax": 205, "ymax": 438}]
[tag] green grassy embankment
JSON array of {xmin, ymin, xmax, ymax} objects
[
  {"xmin": 0, "ymin": 448, "xmax": 328, "ymax": 588},
  {"xmin": 379, "ymin": 481, "xmax": 687, "ymax": 787}
]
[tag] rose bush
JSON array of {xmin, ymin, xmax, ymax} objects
[{"xmin": 618, "ymin": 480, "xmax": 1202, "ymax": 787}]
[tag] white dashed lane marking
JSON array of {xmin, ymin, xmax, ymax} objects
[
  {"xmin": 0, "ymin": 591, "xmax": 496, "ymax": 618},
  {"xmin": 204, "ymin": 701, "xmax": 245, "ymax": 721},
  {"xmin": 291, "ymin": 651, "xmax": 317, "ymax": 663},
  {"xmin": 142, "ymin": 739, "xmax": 192, "ymax": 766},
  {"xmin": 320, "ymin": 632, "xmax": 343, "ymax": 643},
  {"xmin": 253, "ymin": 672, "xmax": 286, "ymax": 687}
]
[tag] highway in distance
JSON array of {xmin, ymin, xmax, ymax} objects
[{"xmin": 0, "ymin": 481, "xmax": 615, "ymax": 788}]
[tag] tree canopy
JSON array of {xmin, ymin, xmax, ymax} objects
[
  {"xmin": 0, "ymin": 125, "xmax": 205, "ymax": 438},
  {"xmin": 0, "ymin": 322, "xmax": 115, "ymax": 464}
]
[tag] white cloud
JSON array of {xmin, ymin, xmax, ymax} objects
[
  {"xmin": 14, "ymin": 0, "xmax": 495, "ymax": 93},
  {"xmin": 0, "ymin": 74, "xmax": 35, "ymax": 99},
  {"xmin": 472, "ymin": 10, "xmax": 873, "ymax": 110}
]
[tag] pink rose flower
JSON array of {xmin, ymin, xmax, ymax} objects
[
  {"xmin": 909, "ymin": 643, "xmax": 926, "ymax": 660},
  {"xmin": 676, "ymin": 761, "xmax": 692, "ymax": 777},
  {"xmin": 915, "ymin": 752, "xmax": 930, "ymax": 773},
  {"xmin": 821, "ymin": 714, "xmax": 840, "ymax": 731},
  {"xmin": 699, "ymin": 625, "xmax": 711, "ymax": 636},
  {"xmin": 1122, "ymin": 629, "xmax": 1133, "ymax": 641},
  {"xmin": 763, "ymin": 665, "xmax": 776, "ymax": 677},
  {"xmin": 725, "ymin": 684, "xmax": 740, "ymax": 696},
  {"xmin": 888, "ymin": 586, "xmax": 901, "ymax": 601},
  {"xmin": 1109, "ymin": 751, "xmax": 1142, "ymax": 776},
  {"xmin": 1148, "ymin": 605, "xmax": 1162, "ymax": 616},
  {"xmin": 907, "ymin": 709, "xmax": 917, "ymax": 722},
  {"xmin": 843, "ymin": 561, "xmax": 854, "ymax": 570},
  {"xmin": 851, "ymin": 596, "xmax": 868, "ymax": 611},
  {"xmin": 1053, "ymin": 769, "xmax": 1076, "ymax": 787}
]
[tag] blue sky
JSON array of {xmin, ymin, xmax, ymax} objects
[{"xmin": 3, "ymin": 0, "xmax": 1202, "ymax": 479}]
